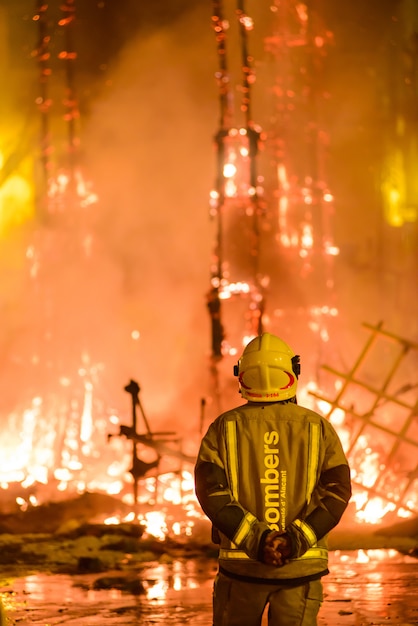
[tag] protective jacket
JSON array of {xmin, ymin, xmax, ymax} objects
[{"xmin": 195, "ymin": 400, "xmax": 351, "ymax": 584}]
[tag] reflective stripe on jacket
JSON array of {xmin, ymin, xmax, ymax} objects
[{"xmin": 195, "ymin": 400, "xmax": 352, "ymax": 581}]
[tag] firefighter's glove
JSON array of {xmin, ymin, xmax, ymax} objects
[{"xmin": 261, "ymin": 531, "xmax": 292, "ymax": 567}]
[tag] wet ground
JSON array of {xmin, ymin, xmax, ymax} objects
[{"xmin": 1, "ymin": 550, "xmax": 418, "ymax": 625}]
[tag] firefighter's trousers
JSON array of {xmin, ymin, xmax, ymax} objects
[{"xmin": 212, "ymin": 571, "xmax": 323, "ymax": 626}]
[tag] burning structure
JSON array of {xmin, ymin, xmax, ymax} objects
[
  {"xmin": 0, "ymin": 0, "xmax": 417, "ymax": 537},
  {"xmin": 204, "ymin": 0, "xmax": 418, "ymax": 528},
  {"xmin": 206, "ymin": 0, "xmax": 339, "ymax": 408}
]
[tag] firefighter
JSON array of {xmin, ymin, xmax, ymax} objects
[{"xmin": 194, "ymin": 332, "xmax": 352, "ymax": 626}]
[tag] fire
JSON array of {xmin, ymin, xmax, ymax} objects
[
  {"xmin": 1, "ymin": 1, "xmax": 416, "ymax": 543},
  {"xmin": 310, "ymin": 326, "xmax": 418, "ymax": 528},
  {"xmin": 141, "ymin": 511, "xmax": 167, "ymax": 541},
  {"xmin": 0, "ymin": 150, "xmax": 34, "ymax": 234},
  {"xmin": 47, "ymin": 170, "xmax": 98, "ymax": 211},
  {"xmin": 355, "ymin": 498, "xmax": 397, "ymax": 525},
  {"xmin": 0, "ymin": 364, "xmax": 415, "ymax": 536}
]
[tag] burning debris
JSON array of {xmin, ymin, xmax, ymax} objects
[
  {"xmin": 109, "ymin": 379, "xmax": 196, "ymax": 509},
  {"xmin": 0, "ymin": 492, "xmax": 131, "ymax": 535},
  {"xmin": 310, "ymin": 321, "xmax": 418, "ymax": 526},
  {"xmin": 0, "ymin": 322, "xmax": 417, "ymax": 545},
  {"xmin": 0, "ymin": 377, "xmax": 199, "ymax": 540}
]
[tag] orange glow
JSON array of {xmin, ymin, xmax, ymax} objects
[
  {"xmin": 57, "ymin": 50, "xmax": 77, "ymax": 59},
  {"xmin": 0, "ymin": 363, "xmax": 416, "ymax": 530},
  {"xmin": 311, "ymin": 337, "xmax": 418, "ymax": 526},
  {"xmin": 239, "ymin": 15, "xmax": 254, "ymax": 31},
  {"xmin": 218, "ymin": 281, "xmax": 251, "ymax": 299},
  {"xmin": 1, "ymin": 0, "xmax": 416, "ymax": 545},
  {"xmin": 0, "ymin": 169, "xmax": 34, "ymax": 234},
  {"xmin": 301, "ymin": 223, "xmax": 313, "ymax": 249},
  {"xmin": 223, "ymin": 163, "xmax": 237, "ymax": 178}
]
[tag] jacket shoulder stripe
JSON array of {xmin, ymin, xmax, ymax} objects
[{"xmin": 226, "ymin": 420, "xmax": 239, "ymax": 499}]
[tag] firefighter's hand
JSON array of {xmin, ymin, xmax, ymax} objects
[{"xmin": 262, "ymin": 531, "xmax": 292, "ymax": 567}]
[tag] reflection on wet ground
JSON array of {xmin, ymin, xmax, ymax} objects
[
  {"xmin": 1, "ymin": 550, "xmax": 418, "ymax": 625},
  {"xmin": 0, "ymin": 557, "xmax": 216, "ymax": 626},
  {"xmin": 320, "ymin": 550, "xmax": 418, "ymax": 625}
]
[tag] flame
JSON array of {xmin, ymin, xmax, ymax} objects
[
  {"xmin": 0, "ymin": 149, "xmax": 34, "ymax": 234},
  {"xmin": 312, "ymin": 384, "xmax": 417, "ymax": 526},
  {"xmin": 142, "ymin": 511, "xmax": 167, "ymax": 541},
  {"xmin": 0, "ymin": 170, "xmax": 414, "ymax": 534},
  {"xmin": 355, "ymin": 498, "xmax": 397, "ymax": 525},
  {"xmin": 1, "ymin": 347, "xmax": 415, "ymax": 531},
  {"xmin": 47, "ymin": 169, "xmax": 98, "ymax": 210}
]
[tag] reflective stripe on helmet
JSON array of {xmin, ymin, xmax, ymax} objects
[
  {"xmin": 239, "ymin": 371, "xmax": 295, "ymax": 392},
  {"xmin": 236, "ymin": 333, "xmax": 299, "ymax": 402}
]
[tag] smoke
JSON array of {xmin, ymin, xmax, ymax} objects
[
  {"xmin": 75, "ymin": 4, "xmax": 220, "ymax": 431},
  {"xmin": 0, "ymin": 2, "xmax": 219, "ymax": 445}
]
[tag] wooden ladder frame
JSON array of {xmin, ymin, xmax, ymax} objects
[{"xmin": 310, "ymin": 321, "xmax": 418, "ymax": 518}]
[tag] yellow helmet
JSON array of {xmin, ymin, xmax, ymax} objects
[{"xmin": 234, "ymin": 333, "xmax": 300, "ymax": 402}]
